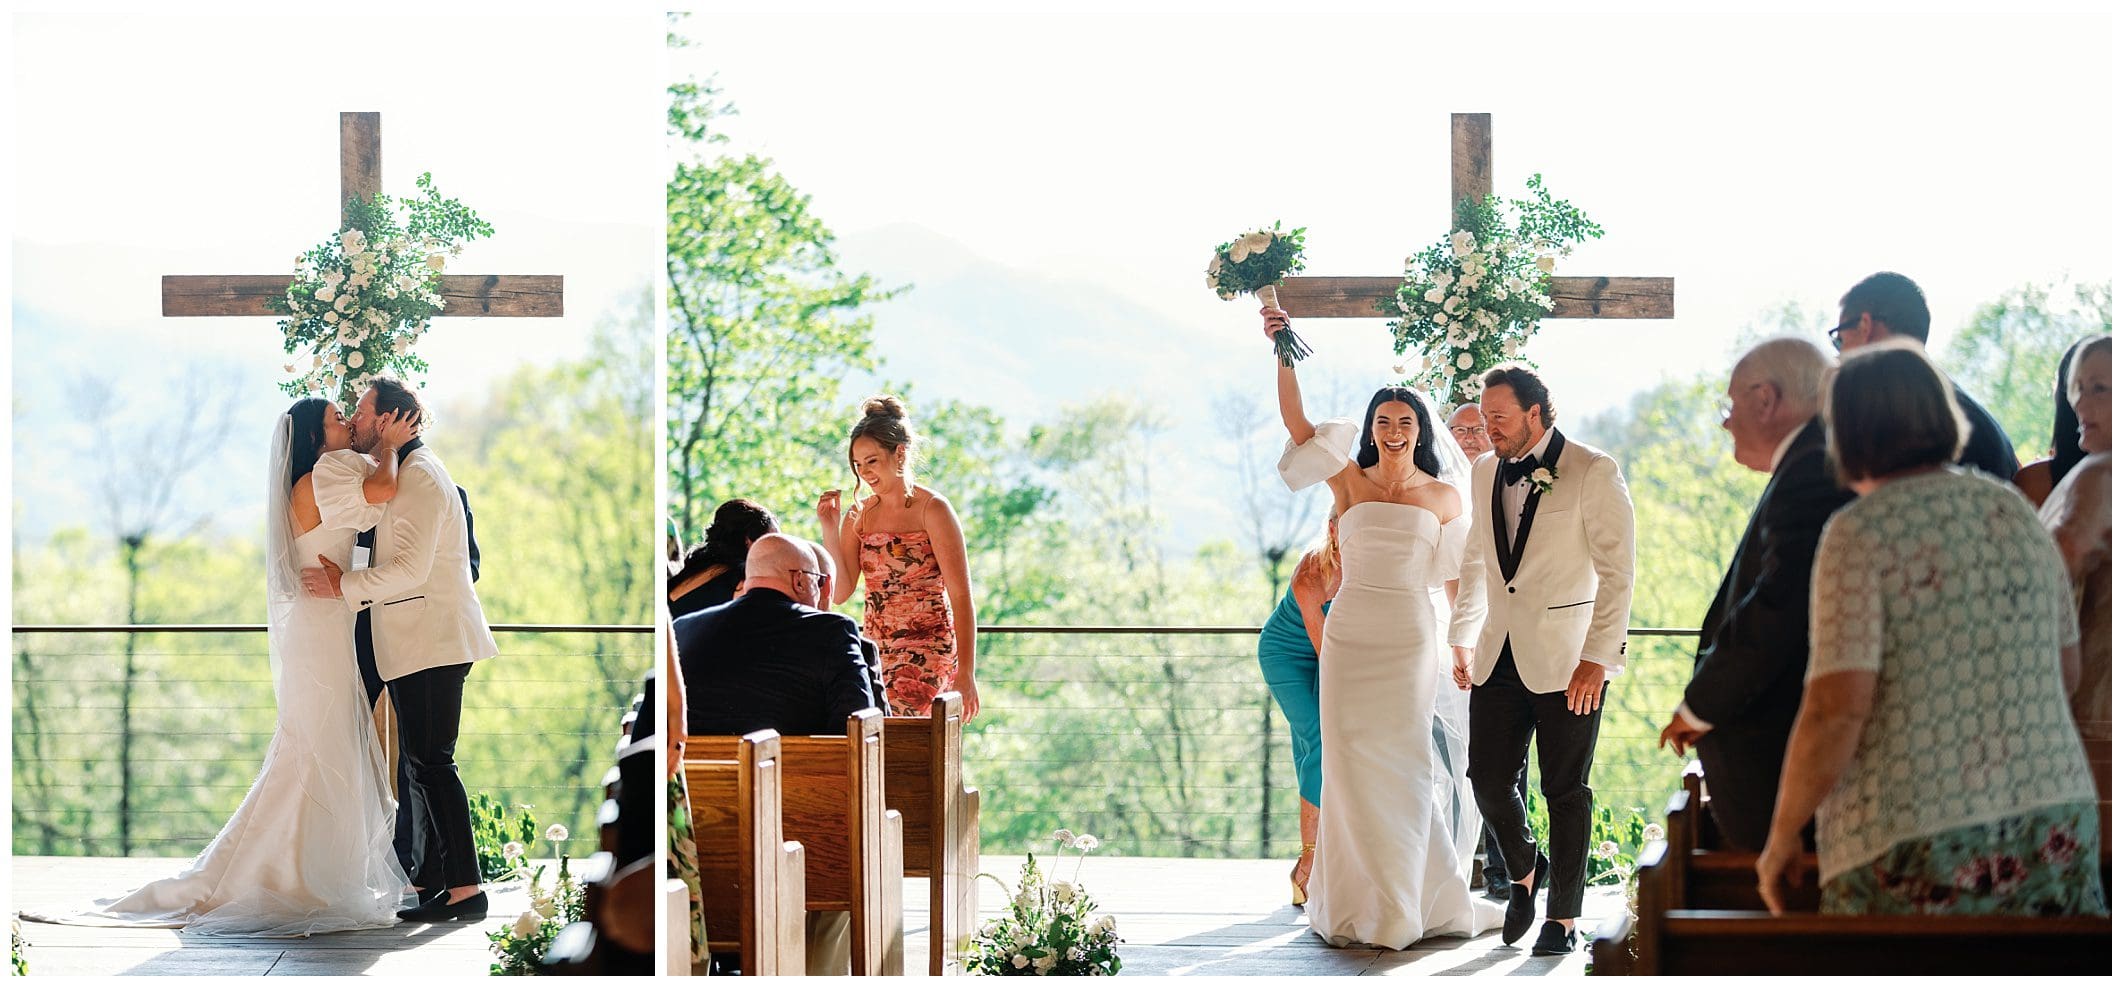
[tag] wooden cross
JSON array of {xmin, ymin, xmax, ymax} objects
[
  {"xmin": 161, "ymin": 112, "xmax": 563, "ymax": 319},
  {"xmin": 1277, "ymin": 113, "xmax": 1673, "ymax": 322}
]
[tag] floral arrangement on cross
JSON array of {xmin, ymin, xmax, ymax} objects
[
  {"xmin": 269, "ymin": 173, "xmax": 493, "ymax": 405},
  {"xmin": 1381, "ymin": 174, "xmax": 1603, "ymax": 402},
  {"xmin": 965, "ymin": 828, "xmax": 1123, "ymax": 976}
]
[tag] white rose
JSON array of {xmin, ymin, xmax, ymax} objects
[
  {"xmin": 1011, "ymin": 954, "xmax": 1030, "ymax": 970},
  {"xmin": 347, "ymin": 351, "xmax": 366, "ymax": 369},
  {"xmin": 1068, "ymin": 947, "xmax": 1085, "ymax": 962},
  {"xmin": 511, "ymin": 911, "xmax": 543, "ymax": 938},
  {"xmin": 323, "ymin": 310, "xmax": 339, "ymax": 324},
  {"xmin": 335, "ymin": 294, "xmax": 354, "ymax": 312},
  {"xmin": 1423, "ymin": 287, "xmax": 1445, "ymax": 305},
  {"xmin": 339, "ymin": 229, "xmax": 366, "ymax": 249},
  {"xmin": 1456, "ymin": 352, "xmax": 1474, "ymax": 370},
  {"xmin": 1205, "ymin": 274, "xmax": 1219, "ymax": 290},
  {"xmin": 426, "ymin": 254, "xmax": 447, "ymax": 271},
  {"xmin": 1450, "ymin": 230, "xmax": 1475, "ymax": 257},
  {"xmin": 503, "ymin": 841, "xmax": 526, "ymax": 859},
  {"xmin": 1430, "ymin": 270, "xmax": 1453, "ymax": 290},
  {"xmin": 283, "ymin": 363, "xmax": 297, "ymax": 374},
  {"xmin": 1503, "ymin": 338, "xmax": 1522, "ymax": 358},
  {"xmin": 1096, "ymin": 915, "xmax": 1117, "ymax": 933},
  {"xmin": 1432, "ymin": 313, "xmax": 1448, "ymax": 326},
  {"xmin": 534, "ymin": 898, "xmax": 558, "ymax": 919},
  {"xmin": 394, "ymin": 337, "xmax": 413, "ymax": 355},
  {"xmin": 1206, "ymin": 253, "xmax": 1225, "ymax": 275},
  {"xmin": 1443, "ymin": 295, "xmax": 1463, "ymax": 315},
  {"xmin": 1033, "ymin": 955, "xmax": 1057, "ymax": 974},
  {"xmin": 1217, "ymin": 290, "xmax": 1236, "ymax": 301},
  {"xmin": 1597, "ymin": 840, "xmax": 1621, "ymax": 859},
  {"xmin": 1460, "ymin": 377, "xmax": 1484, "ymax": 399},
  {"xmin": 1535, "ymin": 255, "xmax": 1557, "ymax": 274},
  {"xmin": 1050, "ymin": 881, "xmax": 1077, "ymax": 904},
  {"xmin": 1227, "ymin": 243, "xmax": 1252, "ymax": 264},
  {"xmin": 314, "ymin": 285, "xmax": 336, "ymax": 302}
]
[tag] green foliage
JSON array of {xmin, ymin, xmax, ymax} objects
[
  {"xmin": 1384, "ymin": 174, "xmax": 1604, "ymax": 403},
  {"xmin": 11, "ymin": 915, "xmax": 27, "ymax": 976},
  {"xmin": 1204, "ymin": 222, "xmax": 1307, "ymax": 300},
  {"xmin": 1939, "ymin": 280, "xmax": 2112, "ymax": 462},
  {"xmin": 966, "ymin": 842, "xmax": 1123, "ymax": 976},
  {"xmin": 470, "ymin": 793, "xmax": 540, "ymax": 883},
  {"xmin": 269, "ymin": 173, "xmax": 495, "ymax": 405},
  {"xmin": 486, "ymin": 855, "xmax": 586, "ymax": 976}
]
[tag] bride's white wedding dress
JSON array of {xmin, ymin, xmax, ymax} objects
[
  {"xmin": 26, "ymin": 441, "xmax": 405, "ymax": 937},
  {"xmin": 1281, "ymin": 419, "xmax": 1505, "ymax": 949}
]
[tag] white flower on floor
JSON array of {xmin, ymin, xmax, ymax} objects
[
  {"xmin": 545, "ymin": 824, "xmax": 569, "ymax": 843},
  {"xmin": 1597, "ymin": 840, "xmax": 1621, "ymax": 859},
  {"xmin": 1073, "ymin": 834, "xmax": 1100, "ymax": 852},
  {"xmin": 1051, "ymin": 881, "xmax": 1078, "ymax": 905},
  {"xmin": 1011, "ymin": 954, "xmax": 1030, "ymax": 970},
  {"xmin": 1034, "ymin": 955, "xmax": 1058, "ymax": 974},
  {"xmin": 1643, "ymin": 824, "xmax": 1666, "ymax": 843},
  {"xmin": 1052, "ymin": 829, "xmax": 1075, "ymax": 844},
  {"xmin": 511, "ymin": 911, "xmax": 543, "ymax": 937}
]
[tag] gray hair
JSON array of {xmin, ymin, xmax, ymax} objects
[{"xmin": 1735, "ymin": 337, "xmax": 1833, "ymax": 417}]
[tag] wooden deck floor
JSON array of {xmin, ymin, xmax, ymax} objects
[{"xmin": 17, "ymin": 854, "xmax": 1621, "ymax": 976}]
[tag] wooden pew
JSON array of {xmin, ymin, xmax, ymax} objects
[
  {"xmin": 881, "ymin": 692, "xmax": 983, "ymax": 975},
  {"xmin": 1595, "ymin": 777, "xmax": 2105, "ymax": 975},
  {"xmin": 545, "ymin": 735, "xmax": 659, "ymax": 975},
  {"xmin": 690, "ymin": 710, "xmax": 907, "ymax": 976},
  {"xmin": 687, "ymin": 732, "xmax": 808, "ymax": 976}
]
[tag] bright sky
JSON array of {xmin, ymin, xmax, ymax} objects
[
  {"xmin": 11, "ymin": 11, "xmax": 661, "ymax": 537},
  {"xmin": 678, "ymin": 9, "xmax": 2114, "ymax": 426}
]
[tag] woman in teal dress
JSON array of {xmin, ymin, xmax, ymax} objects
[{"xmin": 1258, "ymin": 516, "xmax": 1340, "ymax": 906}]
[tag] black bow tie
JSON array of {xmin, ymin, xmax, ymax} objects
[{"xmin": 1501, "ymin": 455, "xmax": 1540, "ymax": 487}]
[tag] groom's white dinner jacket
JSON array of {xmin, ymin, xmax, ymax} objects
[
  {"xmin": 341, "ymin": 445, "xmax": 499, "ymax": 681},
  {"xmin": 1448, "ymin": 430, "xmax": 1635, "ymax": 695}
]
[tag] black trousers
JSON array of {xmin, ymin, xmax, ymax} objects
[
  {"xmin": 357, "ymin": 612, "xmax": 419, "ymax": 875},
  {"xmin": 1481, "ymin": 761, "xmax": 1531, "ymax": 884},
  {"xmin": 388, "ymin": 662, "xmax": 480, "ymax": 890},
  {"xmin": 1468, "ymin": 639, "xmax": 1605, "ymax": 919}
]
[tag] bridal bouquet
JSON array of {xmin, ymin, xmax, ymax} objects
[
  {"xmin": 1206, "ymin": 222, "xmax": 1312, "ymax": 366},
  {"xmin": 1381, "ymin": 175, "xmax": 1602, "ymax": 400},
  {"xmin": 966, "ymin": 829, "xmax": 1123, "ymax": 976},
  {"xmin": 269, "ymin": 172, "xmax": 493, "ymax": 405}
]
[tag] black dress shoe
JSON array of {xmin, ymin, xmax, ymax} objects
[
  {"xmin": 1529, "ymin": 919, "xmax": 1578, "ymax": 956},
  {"xmin": 1500, "ymin": 851, "xmax": 1549, "ymax": 945},
  {"xmin": 1484, "ymin": 874, "xmax": 1513, "ymax": 901},
  {"xmin": 396, "ymin": 890, "xmax": 488, "ymax": 923}
]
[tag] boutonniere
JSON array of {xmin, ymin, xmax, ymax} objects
[{"xmin": 1529, "ymin": 466, "xmax": 1558, "ymax": 495}]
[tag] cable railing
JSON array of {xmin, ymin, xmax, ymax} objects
[
  {"xmin": 957, "ymin": 624, "xmax": 1700, "ymax": 861},
  {"xmin": 10, "ymin": 625, "xmax": 654, "ymax": 862}
]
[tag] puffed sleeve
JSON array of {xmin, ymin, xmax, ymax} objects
[
  {"xmin": 1431, "ymin": 511, "xmax": 1472, "ymax": 587},
  {"xmin": 312, "ymin": 449, "xmax": 385, "ymax": 533},
  {"xmin": 1277, "ymin": 419, "xmax": 1359, "ymax": 492}
]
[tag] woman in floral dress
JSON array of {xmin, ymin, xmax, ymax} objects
[
  {"xmin": 1756, "ymin": 341, "xmax": 2105, "ymax": 918},
  {"xmin": 817, "ymin": 395, "xmax": 981, "ymax": 719}
]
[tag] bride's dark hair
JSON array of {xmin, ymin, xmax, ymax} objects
[
  {"xmin": 1354, "ymin": 386, "xmax": 1442, "ymax": 478},
  {"xmin": 286, "ymin": 397, "xmax": 332, "ymax": 489}
]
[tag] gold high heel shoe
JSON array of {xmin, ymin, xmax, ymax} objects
[{"xmin": 1291, "ymin": 842, "xmax": 1317, "ymax": 907}]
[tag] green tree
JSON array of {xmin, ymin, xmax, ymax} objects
[{"xmin": 1939, "ymin": 280, "xmax": 2112, "ymax": 462}]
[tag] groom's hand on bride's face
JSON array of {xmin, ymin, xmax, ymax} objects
[{"xmin": 301, "ymin": 555, "xmax": 344, "ymax": 599}]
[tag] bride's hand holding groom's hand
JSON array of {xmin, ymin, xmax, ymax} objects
[
  {"xmin": 1450, "ymin": 646, "xmax": 1473, "ymax": 691},
  {"xmin": 301, "ymin": 555, "xmax": 344, "ymax": 599}
]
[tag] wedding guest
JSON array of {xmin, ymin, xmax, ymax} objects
[
  {"xmin": 2015, "ymin": 338, "xmax": 2098, "ymax": 507},
  {"xmin": 663, "ymin": 629, "xmax": 708, "ymax": 973},
  {"xmin": 818, "ymin": 395, "xmax": 981, "ymax": 720},
  {"xmin": 1255, "ymin": 515, "xmax": 1340, "ymax": 906},
  {"xmin": 2040, "ymin": 336, "xmax": 2111, "ymax": 860},
  {"xmin": 1659, "ymin": 338, "xmax": 1851, "ymax": 850},
  {"xmin": 1454, "ymin": 402, "xmax": 1527, "ymax": 901},
  {"xmin": 675, "ymin": 534, "xmax": 876, "ymax": 737},
  {"xmin": 668, "ymin": 498, "xmax": 778, "ymax": 618},
  {"xmin": 1756, "ymin": 340, "xmax": 2103, "ymax": 918},
  {"xmin": 1828, "ymin": 271, "xmax": 2019, "ymax": 480},
  {"xmin": 1449, "ymin": 402, "xmax": 1494, "ymax": 462}
]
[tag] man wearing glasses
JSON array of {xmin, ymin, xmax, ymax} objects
[
  {"xmin": 674, "ymin": 532, "xmax": 878, "ymax": 737},
  {"xmin": 1827, "ymin": 271, "xmax": 2020, "ymax": 481},
  {"xmin": 1449, "ymin": 402, "xmax": 1495, "ymax": 463}
]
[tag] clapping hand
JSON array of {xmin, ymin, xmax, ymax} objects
[{"xmin": 1658, "ymin": 711, "xmax": 1705, "ymax": 757}]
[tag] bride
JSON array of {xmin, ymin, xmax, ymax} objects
[
  {"xmin": 1261, "ymin": 306, "xmax": 1505, "ymax": 948},
  {"xmin": 27, "ymin": 397, "xmax": 419, "ymax": 936}
]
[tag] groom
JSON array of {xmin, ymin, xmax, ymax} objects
[
  {"xmin": 303, "ymin": 377, "xmax": 500, "ymax": 922},
  {"xmin": 1448, "ymin": 364, "xmax": 1635, "ymax": 956}
]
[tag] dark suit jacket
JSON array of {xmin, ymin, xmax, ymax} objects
[
  {"xmin": 676, "ymin": 588, "xmax": 877, "ymax": 737},
  {"xmin": 1683, "ymin": 420, "xmax": 1854, "ymax": 847},
  {"xmin": 1954, "ymin": 383, "xmax": 2020, "ymax": 483}
]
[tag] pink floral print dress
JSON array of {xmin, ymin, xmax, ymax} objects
[{"xmin": 859, "ymin": 530, "xmax": 958, "ymax": 716}]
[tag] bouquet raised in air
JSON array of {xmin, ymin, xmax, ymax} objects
[
  {"xmin": 965, "ymin": 829, "xmax": 1122, "ymax": 976},
  {"xmin": 1206, "ymin": 222, "xmax": 1311, "ymax": 366}
]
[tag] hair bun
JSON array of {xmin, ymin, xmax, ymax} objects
[{"xmin": 861, "ymin": 394, "xmax": 908, "ymax": 421}]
